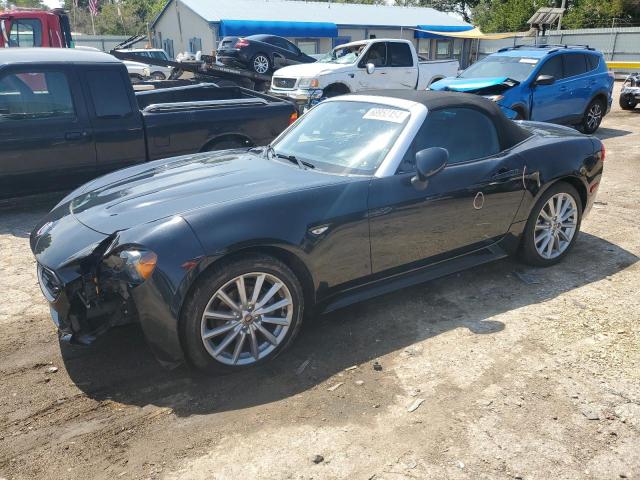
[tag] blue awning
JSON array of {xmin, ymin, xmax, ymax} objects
[
  {"xmin": 414, "ymin": 24, "xmax": 474, "ymax": 39},
  {"xmin": 219, "ymin": 20, "xmax": 338, "ymax": 38}
]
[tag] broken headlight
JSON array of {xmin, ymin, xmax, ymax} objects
[{"xmin": 102, "ymin": 248, "xmax": 158, "ymax": 284}]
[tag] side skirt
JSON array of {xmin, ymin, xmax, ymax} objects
[{"xmin": 320, "ymin": 243, "xmax": 509, "ymax": 314}]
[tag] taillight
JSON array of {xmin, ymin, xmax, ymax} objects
[
  {"xmin": 600, "ymin": 144, "xmax": 605, "ymax": 162},
  {"xmin": 288, "ymin": 111, "xmax": 298, "ymax": 125},
  {"xmin": 235, "ymin": 38, "xmax": 249, "ymax": 48}
]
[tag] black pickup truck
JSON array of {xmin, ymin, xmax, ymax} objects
[{"xmin": 0, "ymin": 49, "xmax": 297, "ymax": 198}]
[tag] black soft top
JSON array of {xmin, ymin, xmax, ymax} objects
[{"xmin": 357, "ymin": 90, "xmax": 531, "ymax": 150}]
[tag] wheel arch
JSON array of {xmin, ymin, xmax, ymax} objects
[
  {"xmin": 510, "ymin": 102, "xmax": 529, "ymax": 120},
  {"xmin": 200, "ymin": 133, "xmax": 254, "ymax": 152},
  {"xmin": 323, "ymin": 82, "xmax": 351, "ymax": 96},
  {"xmin": 178, "ymin": 245, "xmax": 317, "ymax": 325}
]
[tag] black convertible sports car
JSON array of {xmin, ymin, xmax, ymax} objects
[
  {"xmin": 31, "ymin": 91, "xmax": 604, "ymax": 372},
  {"xmin": 216, "ymin": 34, "xmax": 316, "ymax": 74}
]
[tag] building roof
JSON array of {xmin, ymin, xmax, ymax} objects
[
  {"xmin": 163, "ymin": 0, "xmax": 471, "ymax": 29},
  {"xmin": 0, "ymin": 48, "xmax": 120, "ymax": 65}
]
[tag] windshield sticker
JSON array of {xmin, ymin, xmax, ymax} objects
[
  {"xmin": 363, "ymin": 108, "xmax": 410, "ymax": 123},
  {"xmin": 519, "ymin": 58, "xmax": 539, "ymax": 64}
]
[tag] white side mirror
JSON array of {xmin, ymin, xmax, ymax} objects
[{"xmin": 366, "ymin": 63, "xmax": 375, "ymax": 75}]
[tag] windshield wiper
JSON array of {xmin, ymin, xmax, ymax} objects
[{"xmin": 265, "ymin": 145, "xmax": 314, "ymax": 170}]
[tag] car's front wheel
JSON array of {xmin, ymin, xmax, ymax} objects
[
  {"xmin": 181, "ymin": 254, "xmax": 304, "ymax": 373},
  {"xmin": 519, "ymin": 182, "xmax": 583, "ymax": 267},
  {"xmin": 580, "ymin": 98, "xmax": 605, "ymax": 134}
]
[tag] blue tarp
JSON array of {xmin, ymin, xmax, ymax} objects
[
  {"xmin": 414, "ymin": 24, "xmax": 474, "ymax": 38},
  {"xmin": 219, "ymin": 20, "xmax": 338, "ymax": 38}
]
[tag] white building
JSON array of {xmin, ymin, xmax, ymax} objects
[{"xmin": 152, "ymin": 0, "xmax": 474, "ymax": 65}]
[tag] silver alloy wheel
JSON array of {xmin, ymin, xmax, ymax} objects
[
  {"xmin": 534, "ymin": 192, "xmax": 578, "ymax": 260},
  {"xmin": 200, "ymin": 272, "xmax": 293, "ymax": 366},
  {"xmin": 586, "ymin": 102, "xmax": 603, "ymax": 131},
  {"xmin": 253, "ymin": 55, "xmax": 269, "ymax": 74}
]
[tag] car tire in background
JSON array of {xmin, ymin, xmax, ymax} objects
[
  {"xmin": 251, "ymin": 53, "xmax": 271, "ymax": 74},
  {"xmin": 619, "ymin": 94, "xmax": 638, "ymax": 111},
  {"xmin": 151, "ymin": 71, "xmax": 166, "ymax": 80},
  {"xmin": 580, "ymin": 98, "xmax": 605, "ymax": 134},
  {"xmin": 181, "ymin": 254, "xmax": 305, "ymax": 373},
  {"xmin": 129, "ymin": 74, "xmax": 144, "ymax": 84},
  {"xmin": 519, "ymin": 181, "xmax": 583, "ymax": 267}
]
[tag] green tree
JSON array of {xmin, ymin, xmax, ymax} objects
[{"xmin": 2, "ymin": 0, "xmax": 47, "ymax": 8}]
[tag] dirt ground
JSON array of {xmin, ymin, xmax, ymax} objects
[{"xmin": 1, "ymin": 83, "xmax": 639, "ymax": 480}]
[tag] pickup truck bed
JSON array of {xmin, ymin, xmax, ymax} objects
[{"xmin": 0, "ymin": 48, "xmax": 297, "ymax": 198}]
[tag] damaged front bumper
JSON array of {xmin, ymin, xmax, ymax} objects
[
  {"xmin": 35, "ymin": 233, "xmax": 140, "ymax": 346},
  {"xmin": 31, "ymin": 206, "xmax": 206, "ymax": 366}
]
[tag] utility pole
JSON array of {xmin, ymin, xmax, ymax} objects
[{"xmin": 557, "ymin": 0, "xmax": 567, "ymax": 31}]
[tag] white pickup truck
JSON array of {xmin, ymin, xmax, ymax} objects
[{"xmin": 269, "ymin": 38, "xmax": 459, "ymax": 106}]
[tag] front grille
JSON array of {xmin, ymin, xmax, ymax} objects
[
  {"xmin": 37, "ymin": 264, "xmax": 62, "ymax": 302},
  {"xmin": 272, "ymin": 77, "xmax": 297, "ymax": 89}
]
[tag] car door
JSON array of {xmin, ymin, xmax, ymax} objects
[
  {"xmin": 80, "ymin": 65, "xmax": 146, "ymax": 174},
  {"xmin": 384, "ymin": 42, "xmax": 418, "ymax": 89},
  {"xmin": 354, "ymin": 42, "xmax": 389, "ymax": 90},
  {"xmin": 561, "ymin": 52, "xmax": 590, "ymax": 119},
  {"xmin": 368, "ymin": 107, "xmax": 526, "ymax": 273},
  {"xmin": 0, "ymin": 65, "xmax": 96, "ymax": 197},
  {"xmin": 280, "ymin": 38, "xmax": 307, "ymax": 66},
  {"xmin": 530, "ymin": 54, "xmax": 569, "ymax": 122}
]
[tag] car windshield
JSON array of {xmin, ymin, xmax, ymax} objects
[
  {"xmin": 272, "ymin": 101, "xmax": 409, "ymax": 175},
  {"xmin": 317, "ymin": 45, "xmax": 365, "ymax": 64},
  {"xmin": 459, "ymin": 55, "xmax": 540, "ymax": 82}
]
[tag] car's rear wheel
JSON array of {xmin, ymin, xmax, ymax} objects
[
  {"xmin": 251, "ymin": 53, "xmax": 271, "ymax": 74},
  {"xmin": 181, "ymin": 254, "xmax": 304, "ymax": 373},
  {"xmin": 580, "ymin": 98, "xmax": 605, "ymax": 134},
  {"xmin": 619, "ymin": 94, "xmax": 638, "ymax": 111},
  {"xmin": 519, "ymin": 182, "xmax": 583, "ymax": 267}
]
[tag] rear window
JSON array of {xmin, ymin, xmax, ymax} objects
[
  {"xmin": 586, "ymin": 54, "xmax": 600, "ymax": 71},
  {"xmin": 9, "ymin": 19, "xmax": 42, "ymax": 47},
  {"xmin": 0, "ymin": 71, "xmax": 75, "ymax": 121},
  {"xmin": 388, "ymin": 42, "xmax": 413, "ymax": 67},
  {"xmin": 86, "ymin": 69, "xmax": 133, "ymax": 118},
  {"xmin": 563, "ymin": 53, "xmax": 587, "ymax": 77}
]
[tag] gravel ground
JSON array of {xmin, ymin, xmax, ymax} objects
[{"xmin": 1, "ymin": 83, "xmax": 639, "ymax": 480}]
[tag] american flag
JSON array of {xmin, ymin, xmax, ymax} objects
[{"xmin": 89, "ymin": 0, "xmax": 99, "ymax": 16}]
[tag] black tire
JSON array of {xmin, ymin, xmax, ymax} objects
[
  {"xmin": 519, "ymin": 181, "xmax": 583, "ymax": 267},
  {"xmin": 619, "ymin": 94, "xmax": 638, "ymax": 111},
  {"xmin": 580, "ymin": 98, "xmax": 605, "ymax": 134},
  {"xmin": 250, "ymin": 53, "xmax": 271, "ymax": 74},
  {"xmin": 151, "ymin": 71, "xmax": 166, "ymax": 81},
  {"xmin": 181, "ymin": 254, "xmax": 305, "ymax": 373},
  {"xmin": 129, "ymin": 74, "xmax": 143, "ymax": 84}
]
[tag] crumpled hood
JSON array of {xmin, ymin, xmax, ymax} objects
[
  {"xmin": 273, "ymin": 62, "xmax": 349, "ymax": 78},
  {"xmin": 430, "ymin": 76, "xmax": 512, "ymax": 92},
  {"xmin": 67, "ymin": 150, "xmax": 344, "ymax": 234}
]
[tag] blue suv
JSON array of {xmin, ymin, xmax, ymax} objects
[{"xmin": 430, "ymin": 45, "xmax": 614, "ymax": 134}]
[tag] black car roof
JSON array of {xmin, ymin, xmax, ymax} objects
[
  {"xmin": 357, "ymin": 89, "xmax": 531, "ymax": 149},
  {"xmin": 0, "ymin": 48, "xmax": 120, "ymax": 66}
]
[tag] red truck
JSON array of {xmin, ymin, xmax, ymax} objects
[{"xmin": 0, "ymin": 8, "xmax": 72, "ymax": 48}]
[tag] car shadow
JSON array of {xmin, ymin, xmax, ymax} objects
[
  {"xmin": 595, "ymin": 127, "xmax": 633, "ymax": 140},
  {"xmin": 59, "ymin": 231, "xmax": 638, "ymax": 417}
]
